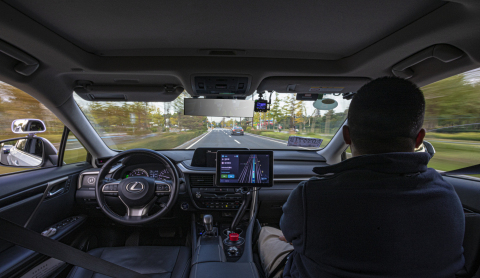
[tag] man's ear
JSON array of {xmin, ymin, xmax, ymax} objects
[
  {"xmin": 415, "ymin": 128, "xmax": 426, "ymax": 148},
  {"xmin": 343, "ymin": 125, "xmax": 352, "ymax": 145}
]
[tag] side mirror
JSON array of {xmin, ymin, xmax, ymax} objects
[
  {"xmin": 11, "ymin": 119, "xmax": 46, "ymax": 134},
  {"xmin": 423, "ymin": 140, "xmax": 435, "ymax": 158},
  {"xmin": 0, "ymin": 138, "xmax": 44, "ymax": 167},
  {"xmin": 415, "ymin": 140, "xmax": 435, "ymax": 158},
  {"xmin": 0, "ymin": 119, "xmax": 58, "ymax": 169}
]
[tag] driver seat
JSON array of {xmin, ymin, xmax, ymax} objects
[{"xmin": 68, "ymin": 246, "xmax": 191, "ymax": 278}]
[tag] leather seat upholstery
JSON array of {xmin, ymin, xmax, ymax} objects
[{"xmin": 68, "ymin": 246, "xmax": 191, "ymax": 278}]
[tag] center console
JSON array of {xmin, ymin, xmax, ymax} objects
[
  {"xmin": 187, "ymin": 149, "xmax": 271, "ymax": 277},
  {"xmin": 190, "ymin": 184, "xmax": 244, "ymax": 210}
]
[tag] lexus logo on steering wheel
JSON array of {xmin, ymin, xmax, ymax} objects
[{"xmin": 126, "ymin": 182, "xmax": 145, "ymax": 193}]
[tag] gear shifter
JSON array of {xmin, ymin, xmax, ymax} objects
[{"xmin": 203, "ymin": 214, "xmax": 214, "ymax": 236}]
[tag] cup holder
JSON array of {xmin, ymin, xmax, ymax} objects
[{"xmin": 223, "ymin": 228, "xmax": 243, "ymax": 236}]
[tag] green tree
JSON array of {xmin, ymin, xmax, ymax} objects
[
  {"xmin": 283, "ymin": 94, "xmax": 301, "ymax": 130},
  {"xmin": 270, "ymin": 93, "xmax": 284, "ymax": 130}
]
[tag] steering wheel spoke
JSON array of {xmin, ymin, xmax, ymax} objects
[{"xmin": 119, "ymin": 196, "xmax": 158, "ymax": 217}]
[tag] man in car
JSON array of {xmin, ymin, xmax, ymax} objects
[{"xmin": 258, "ymin": 77, "xmax": 465, "ymax": 278}]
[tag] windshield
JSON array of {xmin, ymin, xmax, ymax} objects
[{"xmin": 73, "ymin": 92, "xmax": 351, "ymax": 150}]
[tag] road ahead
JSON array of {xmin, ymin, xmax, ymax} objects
[{"xmin": 177, "ymin": 128, "xmax": 313, "ymax": 150}]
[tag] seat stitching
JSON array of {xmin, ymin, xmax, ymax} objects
[
  {"xmin": 250, "ymin": 262, "xmax": 256, "ymax": 277},
  {"xmin": 196, "ymin": 245, "xmax": 201, "ymax": 264},
  {"xmin": 172, "ymin": 247, "xmax": 181, "ymax": 274},
  {"xmin": 181, "ymin": 258, "xmax": 191, "ymax": 278}
]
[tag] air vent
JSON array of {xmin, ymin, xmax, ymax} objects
[{"xmin": 189, "ymin": 174, "xmax": 215, "ymax": 187}]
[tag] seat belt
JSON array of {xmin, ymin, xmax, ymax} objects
[{"xmin": 0, "ymin": 218, "xmax": 149, "ymax": 278}]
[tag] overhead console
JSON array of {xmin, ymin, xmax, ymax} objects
[
  {"xmin": 191, "ymin": 75, "xmax": 251, "ymax": 98},
  {"xmin": 256, "ymin": 76, "xmax": 371, "ymax": 95}
]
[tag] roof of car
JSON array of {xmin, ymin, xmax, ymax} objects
[
  {"xmin": 0, "ymin": 0, "xmax": 479, "ymax": 107},
  {"xmin": 1, "ymin": 0, "xmax": 444, "ymax": 60}
]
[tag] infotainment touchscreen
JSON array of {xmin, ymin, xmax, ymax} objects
[{"xmin": 216, "ymin": 150, "xmax": 274, "ymax": 187}]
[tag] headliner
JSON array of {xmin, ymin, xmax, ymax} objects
[{"xmin": 4, "ymin": 0, "xmax": 444, "ymax": 59}]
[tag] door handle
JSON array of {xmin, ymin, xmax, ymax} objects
[
  {"xmin": 45, "ymin": 177, "xmax": 68, "ymax": 198},
  {"xmin": 47, "ymin": 188, "xmax": 65, "ymax": 197}
]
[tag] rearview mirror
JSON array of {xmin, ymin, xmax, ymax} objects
[
  {"xmin": 184, "ymin": 98, "xmax": 254, "ymax": 117},
  {"xmin": 11, "ymin": 119, "xmax": 46, "ymax": 134}
]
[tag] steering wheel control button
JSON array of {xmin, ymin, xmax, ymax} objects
[{"xmin": 102, "ymin": 183, "xmax": 119, "ymax": 196}]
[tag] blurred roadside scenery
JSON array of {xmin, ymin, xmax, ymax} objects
[{"xmin": 1, "ymin": 67, "xmax": 480, "ymax": 176}]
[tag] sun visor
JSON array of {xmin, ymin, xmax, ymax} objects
[
  {"xmin": 256, "ymin": 77, "xmax": 371, "ymax": 94},
  {"xmin": 74, "ymin": 83, "xmax": 184, "ymax": 102}
]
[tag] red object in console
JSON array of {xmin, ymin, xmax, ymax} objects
[{"xmin": 229, "ymin": 233, "xmax": 239, "ymax": 242}]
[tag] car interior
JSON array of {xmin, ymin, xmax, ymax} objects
[{"xmin": 2, "ymin": 1, "xmax": 480, "ymax": 277}]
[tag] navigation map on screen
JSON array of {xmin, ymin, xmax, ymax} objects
[{"xmin": 218, "ymin": 153, "xmax": 270, "ymax": 184}]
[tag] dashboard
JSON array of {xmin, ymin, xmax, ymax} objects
[{"xmin": 76, "ymin": 149, "xmax": 327, "ymax": 216}]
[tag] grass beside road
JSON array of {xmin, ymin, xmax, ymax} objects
[
  {"xmin": 427, "ymin": 132, "xmax": 480, "ymax": 142},
  {"xmin": 113, "ymin": 131, "xmax": 205, "ymax": 150},
  {"xmin": 426, "ymin": 140, "xmax": 480, "ymax": 171}
]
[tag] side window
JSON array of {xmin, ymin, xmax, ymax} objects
[
  {"xmin": 63, "ymin": 132, "xmax": 88, "ymax": 164},
  {"xmin": 0, "ymin": 81, "xmax": 64, "ymax": 175},
  {"xmin": 421, "ymin": 68, "xmax": 480, "ymax": 176}
]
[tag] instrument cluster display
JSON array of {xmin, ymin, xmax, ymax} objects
[{"xmin": 125, "ymin": 166, "xmax": 172, "ymax": 180}]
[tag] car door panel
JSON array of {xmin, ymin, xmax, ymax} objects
[
  {"xmin": 26, "ymin": 176, "xmax": 77, "ymax": 232},
  {"xmin": 0, "ymin": 162, "xmax": 91, "ymax": 277}
]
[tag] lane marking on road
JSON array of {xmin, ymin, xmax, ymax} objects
[
  {"xmin": 186, "ymin": 131, "xmax": 211, "ymax": 149},
  {"xmin": 65, "ymin": 147, "xmax": 85, "ymax": 150},
  {"xmin": 234, "ymin": 140, "xmax": 241, "ymax": 144}
]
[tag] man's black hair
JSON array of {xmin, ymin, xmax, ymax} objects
[{"xmin": 347, "ymin": 76, "xmax": 425, "ymax": 154}]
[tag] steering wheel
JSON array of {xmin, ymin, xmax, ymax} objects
[{"xmin": 95, "ymin": 149, "xmax": 179, "ymax": 225}]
